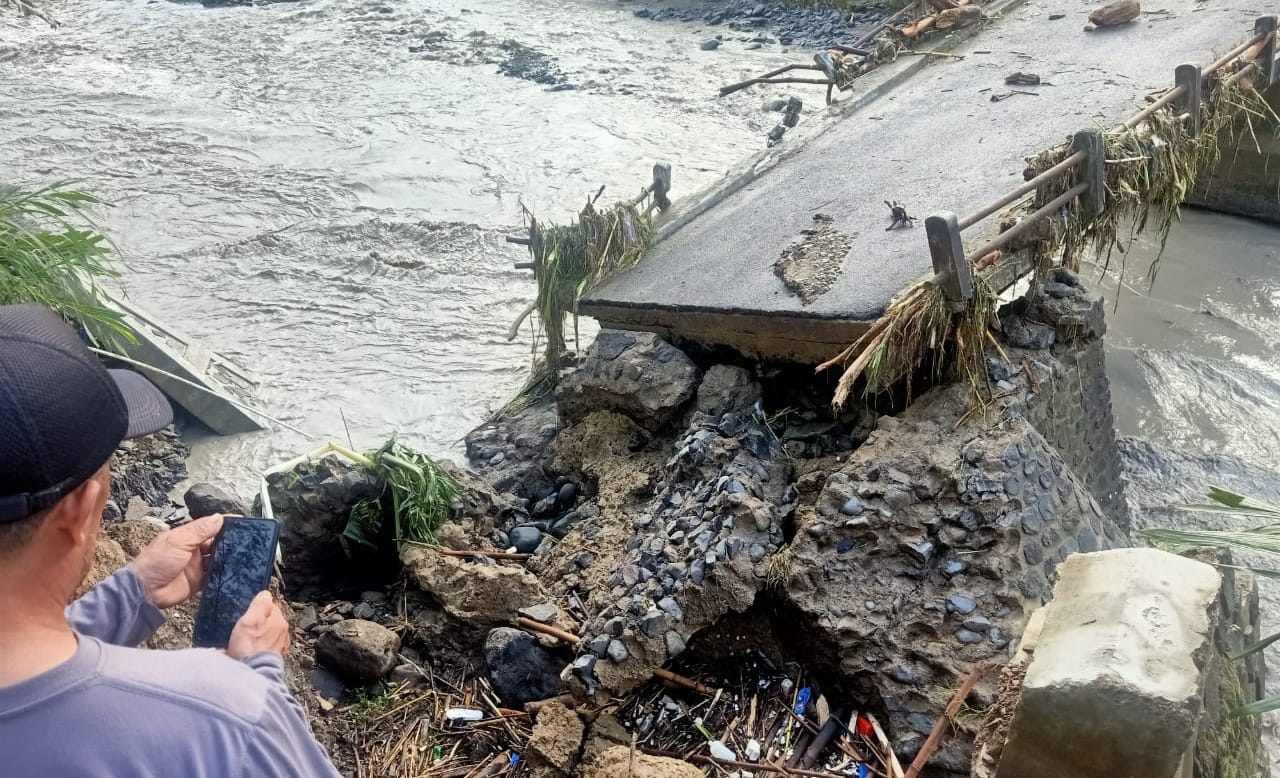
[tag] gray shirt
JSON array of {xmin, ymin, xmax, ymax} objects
[{"xmin": 0, "ymin": 565, "xmax": 343, "ymax": 777}]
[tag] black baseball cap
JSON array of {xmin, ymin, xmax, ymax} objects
[{"xmin": 0, "ymin": 303, "xmax": 173, "ymax": 524}]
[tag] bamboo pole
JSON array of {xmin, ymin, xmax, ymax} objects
[
  {"xmin": 514, "ymin": 617, "xmax": 581, "ymax": 645},
  {"xmin": 653, "ymin": 668, "xmax": 720, "ymax": 695},
  {"xmin": 903, "ymin": 667, "xmax": 984, "ymax": 778}
]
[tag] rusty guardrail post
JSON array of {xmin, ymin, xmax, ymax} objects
[
  {"xmin": 1173, "ymin": 64, "xmax": 1203, "ymax": 137},
  {"xmin": 1256, "ymin": 16, "xmax": 1278, "ymax": 86},
  {"xmin": 925, "ymin": 211, "xmax": 973, "ymax": 312},
  {"xmin": 1068, "ymin": 130, "xmax": 1106, "ymax": 221}
]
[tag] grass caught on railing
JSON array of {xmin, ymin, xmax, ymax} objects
[
  {"xmin": 0, "ymin": 182, "xmax": 132, "ymax": 344},
  {"xmin": 1025, "ymin": 77, "xmax": 1278, "ymax": 286},
  {"xmin": 523, "ymin": 196, "xmax": 652, "ymax": 365},
  {"xmin": 817, "ymin": 270, "xmax": 994, "ymax": 407}
]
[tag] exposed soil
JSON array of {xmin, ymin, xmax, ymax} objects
[{"xmin": 773, "ymin": 213, "xmax": 853, "ymax": 304}]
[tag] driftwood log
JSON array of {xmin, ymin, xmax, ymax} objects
[{"xmin": 1086, "ymin": 0, "xmax": 1140, "ymax": 29}]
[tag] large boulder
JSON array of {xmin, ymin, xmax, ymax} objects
[
  {"xmin": 555, "ymin": 331, "xmax": 699, "ymax": 432},
  {"xmin": 183, "ymin": 482, "xmax": 248, "ymax": 518},
  {"xmin": 465, "ymin": 394, "xmax": 561, "ymax": 500},
  {"xmin": 692, "ymin": 364, "xmax": 761, "ymax": 418},
  {"xmin": 401, "ymin": 545, "xmax": 562, "ymax": 626},
  {"xmin": 483, "ymin": 627, "xmax": 565, "ymax": 706},
  {"xmin": 315, "ymin": 619, "xmax": 400, "ymax": 684},
  {"xmin": 267, "ymin": 457, "xmax": 380, "ymax": 594}
]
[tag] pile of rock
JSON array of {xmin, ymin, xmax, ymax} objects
[
  {"xmin": 263, "ymin": 279, "xmax": 1195, "ymax": 775},
  {"xmin": 104, "ymin": 427, "xmax": 190, "ymax": 523},
  {"xmin": 632, "ymin": 0, "xmax": 888, "ymax": 49}
]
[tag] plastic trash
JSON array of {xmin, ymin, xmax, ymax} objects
[
  {"xmin": 856, "ymin": 764, "xmax": 869, "ymax": 778},
  {"xmin": 709, "ymin": 740, "xmax": 737, "ymax": 762},
  {"xmin": 794, "ymin": 687, "xmax": 812, "ymax": 717},
  {"xmin": 445, "ymin": 708, "xmax": 485, "ymax": 723},
  {"xmin": 854, "ymin": 715, "xmax": 874, "ymax": 738},
  {"xmin": 745, "ymin": 739, "xmax": 762, "ymax": 762},
  {"xmin": 509, "ymin": 754, "xmax": 521, "ymax": 767}
]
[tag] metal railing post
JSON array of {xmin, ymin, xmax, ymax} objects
[
  {"xmin": 925, "ymin": 212, "xmax": 973, "ymax": 311},
  {"xmin": 1068, "ymin": 130, "xmax": 1107, "ymax": 221},
  {"xmin": 1173, "ymin": 64, "xmax": 1203, "ymax": 137},
  {"xmin": 1255, "ymin": 16, "xmax": 1278, "ymax": 86}
]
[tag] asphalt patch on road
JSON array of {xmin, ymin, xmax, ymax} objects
[{"xmin": 773, "ymin": 214, "xmax": 854, "ymax": 304}]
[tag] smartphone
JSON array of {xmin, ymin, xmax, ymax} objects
[{"xmin": 192, "ymin": 517, "xmax": 280, "ymax": 649}]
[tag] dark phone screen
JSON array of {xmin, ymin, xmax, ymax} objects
[{"xmin": 192, "ymin": 517, "xmax": 279, "ymax": 648}]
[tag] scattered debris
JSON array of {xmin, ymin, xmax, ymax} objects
[
  {"xmin": 990, "ymin": 90, "xmax": 1039, "ymax": 102},
  {"xmin": 1084, "ymin": 0, "xmax": 1140, "ymax": 30},
  {"xmin": 1004, "ymin": 71, "xmax": 1041, "ymax": 85},
  {"xmin": 884, "ymin": 201, "xmax": 916, "ymax": 230}
]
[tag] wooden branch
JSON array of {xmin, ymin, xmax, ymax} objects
[
  {"xmin": 903, "ymin": 666, "xmax": 985, "ymax": 778},
  {"xmin": 524, "ymin": 694, "xmax": 576, "ymax": 714},
  {"xmin": 719, "ymin": 76, "xmax": 833, "ymax": 97},
  {"xmin": 514, "ymin": 617, "xmax": 581, "ymax": 645},
  {"xmin": 506, "ymin": 301, "xmax": 537, "ymax": 341},
  {"xmin": 439, "ymin": 548, "xmax": 532, "ymax": 561},
  {"xmin": 653, "ymin": 668, "xmax": 720, "ymax": 695}
]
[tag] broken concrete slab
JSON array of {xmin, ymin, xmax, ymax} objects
[
  {"xmin": 581, "ymin": 0, "xmax": 1264, "ymax": 362},
  {"xmin": 995, "ymin": 548, "xmax": 1221, "ymax": 778}
]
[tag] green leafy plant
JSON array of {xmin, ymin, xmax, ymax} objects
[
  {"xmin": 331, "ymin": 440, "xmax": 460, "ymax": 550},
  {"xmin": 0, "ymin": 182, "xmax": 132, "ymax": 344},
  {"xmin": 1139, "ymin": 487, "xmax": 1280, "ymax": 716}
]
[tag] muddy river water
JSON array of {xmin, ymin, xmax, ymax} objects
[{"xmin": 4, "ymin": 0, "xmax": 1280, "ymax": 760}]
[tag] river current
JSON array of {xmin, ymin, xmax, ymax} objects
[{"xmin": 5, "ymin": 0, "xmax": 1280, "ymax": 739}]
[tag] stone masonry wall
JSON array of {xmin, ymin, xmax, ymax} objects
[{"xmin": 997, "ymin": 269, "xmax": 1127, "ymax": 528}]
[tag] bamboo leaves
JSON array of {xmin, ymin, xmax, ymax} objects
[
  {"xmin": 335, "ymin": 440, "xmax": 460, "ymax": 550},
  {"xmin": 0, "ymin": 182, "xmax": 131, "ymax": 344},
  {"xmin": 1139, "ymin": 486, "xmax": 1280, "ymax": 717}
]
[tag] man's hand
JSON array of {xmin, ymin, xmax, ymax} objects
[
  {"xmin": 131, "ymin": 515, "xmax": 224, "ymax": 609},
  {"xmin": 228, "ymin": 591, "xmax": 291, "ymax": 660}
]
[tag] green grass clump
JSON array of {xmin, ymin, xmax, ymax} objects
[
  {"xmin": 0, "ymin": 182, "xmax": 131, "ymax": 344},
  {"xmin": 338, "ymin": 439, "xmax": 460, "ymax": 550}
]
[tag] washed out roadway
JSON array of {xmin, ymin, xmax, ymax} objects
[{"xmin": 582, "ymin": 0, "xmax": 1267, "ymax": 345}]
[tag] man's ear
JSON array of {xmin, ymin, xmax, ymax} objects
[{"xmin": 45, "ymin": 475, "xmax": 105, "ymax": 548}]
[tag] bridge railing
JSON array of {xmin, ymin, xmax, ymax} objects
[{"xmin": 922, "ymin": 16, "xmax": 1279, "ymax": 307}]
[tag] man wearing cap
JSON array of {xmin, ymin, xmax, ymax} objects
[{"xmin": 0, "ymin": 303, "xmax": 342, "ymax": 776}]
